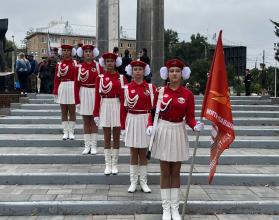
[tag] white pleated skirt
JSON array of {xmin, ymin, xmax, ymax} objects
[
  {"xmin": 56, "ymin": 81, "xmax": 75, "ymax": 104},
  {"xmin": 78, "ymin": 87, "xmax": 95, "ymax": 115},
  {"xmin": 151, "ymin": 119, "xmax": 189, "ymax": 162},
  {"xmin": 125, "ymin": 113, "xmax": 150, "ymax": 148},
  {"xmin": 99, "ymin": 98, "xmax": 120, "ymax": 128}
]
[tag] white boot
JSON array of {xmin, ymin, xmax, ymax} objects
[
  {"xmin": 104, "ymin": 149, "xmax": 112, "ymax": 175},
  {"xmin": 111, "ymin": 149, "xmax": 119, "ymax": 175},
  {"xmin": 90, "ymin": 133, "xmax": 98, "ymax": 155},
  {"xmin": 161, "ymin": 189, "xmax": 171, "ymax": 220},
  {"xmin": 82, "ymin": 134, "xmax": 91, "ymax": 155},
  {"xmin": 139, "ymin": 166, "xmax": 151, "ymax": 193},
  {"xmin": 68, "ymin": 121, "xmax": 75, "ymax": 140},
  {"xmin": 128, "ymin": 165, "xmax": 138, "ymax": 193},
  {"xmin": 62, "ymin": 121, "xmax": 69, "ymax": 140},
  {"xmin": 170, "ymin": 188, "xmax": 181, "ymax": 220}
]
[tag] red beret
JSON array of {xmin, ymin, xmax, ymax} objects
[
  {"xmin": 82, "ymin": 45, "xmax": 94, "ymax": 50},
  {"xmin": 102, "ymin": 52, "xmax": 118, "ymax": 60},
  {"xmin": 166, "ymin": 59, "xmax": 185, "ymax": 69},
  {"xmin": 61, "ymin": 44, "xmax": 73, "ymax": 50},
  {"xmin": 130, "ymin": 60, "xmax": 146, "ymax": 68}
]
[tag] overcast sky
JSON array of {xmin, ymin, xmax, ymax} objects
[{"xmin": 1, "ymin": 0, "xmax": 279, "ymax": 68}]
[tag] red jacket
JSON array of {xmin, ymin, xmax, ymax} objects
[
  {"xmin": 74, "ymin": 61, "xmax": 103, "ymax": 104},
  {"xmin": 93, "ymin": 71, "xmax": 127, "ymax": 129},
  {"xmin": 149, "ymin": 85, "xmax": 197, "ymax": 129},
  {"xmin": 53, "ymin": 59, "xmax": 78, "ymax": 95}
]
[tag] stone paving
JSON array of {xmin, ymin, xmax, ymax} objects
[{"xmin": 0, "ymin": 185, "xmax": 278, "ymax": 202}]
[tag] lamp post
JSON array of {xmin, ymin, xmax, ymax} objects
[{"xmin": 274, "ymin": 43, "xmax": 279, "ymax": 97}]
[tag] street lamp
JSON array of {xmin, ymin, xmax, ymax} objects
[{"xmin": 274, "ymin": 43, "xmax": 279, "ymax": 97}]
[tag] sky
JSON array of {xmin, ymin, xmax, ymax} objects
[{"xmin": 1, "ymin": 0, "xmax": 279, "ymax": 68}]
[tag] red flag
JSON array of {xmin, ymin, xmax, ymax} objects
[{"xmin": 201, "ymin": 30, "xmax": 235, "ymax": 184}]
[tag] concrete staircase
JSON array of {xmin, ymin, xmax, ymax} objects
[{"xmin": 0, "ymin": 93, "xmax": 279, "ymax": 219}]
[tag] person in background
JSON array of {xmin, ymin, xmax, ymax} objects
[
  {"xmin": 38, "ymin": 57, "xmax": 51, "ymax": 93},
  {"xmin": 139, "ymin": 48, "xmax": 151, "ymax": 83},
  {"xmin": 16, "ymin": 52, "xmax": 31, "ymax": 94},
  {"xmin": 27, "ymin": 54, "xmax": 38, "ymax": 93},
  {"xmin": 121, "ymin": 49, "xmax": 132, "ymax": 82},
  {"xmin": 244, "ymin": 69, "xmax": 252, "ymax": 96},
  {"xmin": 47, "ymin": 47, "xmax": 60, "ymax": 93}
]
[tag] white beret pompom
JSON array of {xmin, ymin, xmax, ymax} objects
[
  {"xmin": 99, "ymin": 57, "xmax": 105, "ymax": 67},
  {"xmin": 144, "ymin": 64, "xmax": 151, "ymax": 76},
  {"xmin": 125, "ymin": 64, "xmax": 132, "ymax": 76},
  {"xmin": 182, "ymin": 66, "xmax": 191, "ymax": 80},
  {"xmin": 58, "ymin": 48, "xmax": 62, "ymax": 56},
  {"xmin": 93, "ymin": 47, "xmax": 99, "ymax": 58},
  {"xmin": 115, "ymin": 57, "xmax": 122, "ymax": 67},
  {"xmin": 71, "ymin": 48, "xmax": 77, "ymax": 57},
  {"xmin": 160, "ymin": 67, "xmax": 168, "ymax": 80},
  {"xmin": 76, "ymin": 47, "xmax": 83, "ymax": 58}
]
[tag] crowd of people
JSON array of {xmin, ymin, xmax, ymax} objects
[
  {"xmin": 53, "ymin": 43, "xmax": 204, "ymax": 220},
  {"xmin": 15, "ymin": 47, "xmax": 60, "ymax": 94}
]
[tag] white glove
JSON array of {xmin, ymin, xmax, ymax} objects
[
  {"xmin": 76, "ymin": 104, "xmax": 80, "ymax": 113},
  {"xmin": 53, "ymin": 95, "xmax": 58, "ymax": 102},
  {"xmin": 194, "ymin": 121, "xmax": 204, "ymax": 132},
  {"xmin": 146, "ymin": 126, "xmax": 154, "ymax": 136},
  {"xmin": 121, "ymin": 130, "xmax": 126, "ymax": 140},
  {"xmin": 94, "ymin": 117, "xmax": 100, "ymax": 127}
]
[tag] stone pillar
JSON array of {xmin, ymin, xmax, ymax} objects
[
  {"xmin": 137, "ymin": 0, "xmax": 164, "ymax": 85},
  {"xmin": 151, "ymin": 0, "xmax": 164, "ymax": 85},
  {"xmin": 96, "ymin": 0, "xmax": 109, "ymax": 54},
  {"xmin": 136, "ymin": 0, "xmax": 152, "ymax": 60},
  {"xmin": 108, "ymin": 0, "xmax": 120, "ymax": 52}
]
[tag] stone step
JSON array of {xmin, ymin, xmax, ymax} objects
[
  {"xmin": 0, "ymin": 164, "xmax": 278, "ymax": 185},
  {"xmin": 0, "ymin": 124, "xmax": 278, "ymax": 136},
  {"xmin": 0, "ymin": 185, "xmax": 278, "ymax": 215},
  {"xmin": 28, "ymin": 98, "xmax": 272, "ymax": 105},
  {"xmin": 11, "ymin": 103, "xmax": 279, "ymax": 111},
  {"xmin": 30, "ymin": 93, "xmax": 265, "ymax": 100},
  {"xmin": 0, "ymin": 134, "xmax": 277, "ymax": 148},
  {"xmin": 10, "ymin": 109, "xmax": 279, "ymax": 118},
  {"xmin": 0, "ymin": 147, "xmax": 278, "ymax": 165},
  {"xmin": 1, "ymin": 214, "xmax": 277, "ymax": 220},
  {"xmin": 1, "ymin": 116, "xmax": 278, "ymax": 126}
]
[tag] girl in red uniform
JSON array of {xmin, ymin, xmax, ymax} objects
[
  {"xmin": 93, "ymin": 53, "xmax": 126, "ymax": 175},
  {"xmin": 150, "ymin": 59, "xmax": 204, "ymax": 220},
  {"xmin": 75, "ymin": 45, "xmax": 103, "ymax": 155},
  {"xmin": 53, "ymin": 45, "xmax": 78, "ymax": 140},
  {"xmin": 123, "ymin": 60, "xmax": 155, "ymax": 193}
]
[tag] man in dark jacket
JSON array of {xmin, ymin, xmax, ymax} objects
[
  {"xmin": 244, "ymin": 69, "xmax": 252, "ymax": 96},
  {"xmin": 121, "ymin": 49, "xmax": 132, "ymax": 82}
]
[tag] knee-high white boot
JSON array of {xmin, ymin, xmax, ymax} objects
[
  {"xmin": 128, "ymin": 165, "xmax": 138, "ymax": 193},
  {"xmin": 161, "ymin": 189, "xmax": 171, "ymax": 220},
  {"xmin": 62, "ymin": 121, "xmax": 69, "ymax": 140},
  {"xmin": 82, "ymin": 134, "xmax": 91, "ymax": 154},
  {"xmin": 90, "ymin": 133, "xmax": 98, "ymax": 155},
  {"xmin": 104, "ymin": 149, "xmax": 112, "ymax": 175},
  {"xmin": 111, "ymin": 149, "xmax": 119, "ymax": 175},
  {"xmin": 170, "ymin": 188, "xmax": 181, "ymax": 220},
  {"xmin": 139, "ymin": 166, "xmax": 151, "ymax": 193},
  {"xmin": 68, "ymin": 121, "xmax": 75, "ymax": 140}
]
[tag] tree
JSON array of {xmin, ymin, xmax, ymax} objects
[
  {"xmin": 164, "ymin": 29, "xmax": 179, "ymax": 60},
  {"xmin": 270, "ymin": 20, "xmax": 279, "ymax": 61}
]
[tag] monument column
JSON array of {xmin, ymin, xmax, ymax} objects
[
  {"xmin": 136, "ymin": 0, "xmax": 152, "ymax": 59},
  {"xmin": 96, "ymin": 0, "xmax": 109, "ymax": 54},
  {"xmin": 108, "ymin": 0, "xmax": 120, "ymax": 52},
  {"xmin": 151, "ymin": 0, "xmax": 164, "ymax": 85}
]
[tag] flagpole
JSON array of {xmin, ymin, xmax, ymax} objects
[{"xmin": 181, "ymin": 129, "xmax": 201, "ymax": 219}]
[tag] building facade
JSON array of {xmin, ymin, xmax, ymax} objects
[{"xmin": 25, "ymin": 21, "xmax": 137, "ymax": 62}]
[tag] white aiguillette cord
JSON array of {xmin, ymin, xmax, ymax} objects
[{"xmin": 146, "ymin": 87, "xmax": 165, "ymax": 160}]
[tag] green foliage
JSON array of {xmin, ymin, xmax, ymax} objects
[{"xmin": 270, "ymin": 20, "xmax": 279, "ymax": 62}]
